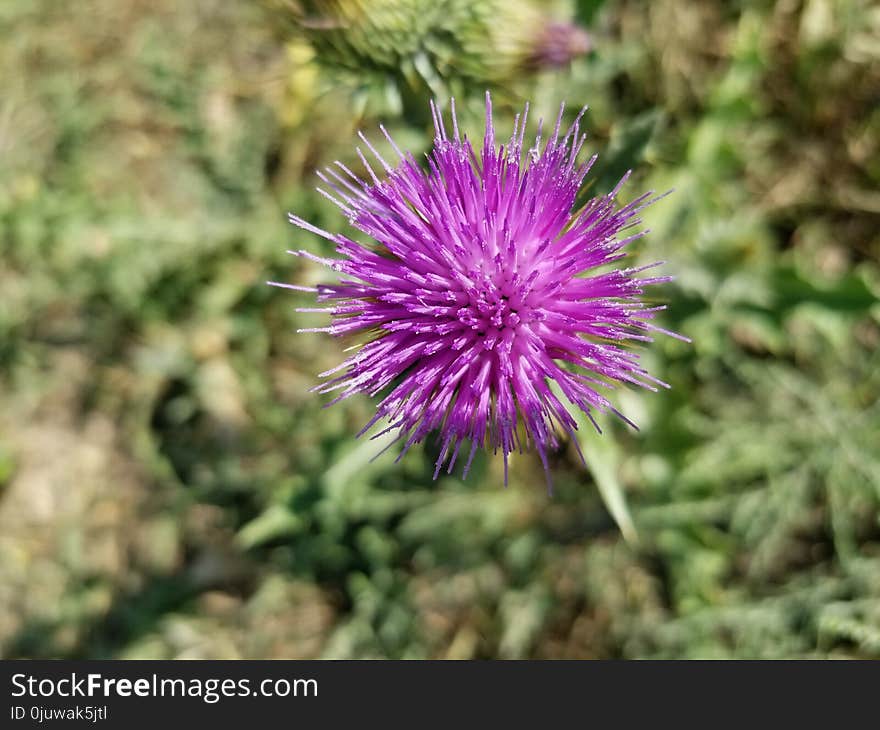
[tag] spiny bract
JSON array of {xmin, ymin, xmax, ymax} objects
[
  {"xmin": 278, "ymin": 0, "xmax": 589, "ymax": 95},
  {"xmin": 274, "ymin": 94, "xmax": 685, "ymax": 486}
]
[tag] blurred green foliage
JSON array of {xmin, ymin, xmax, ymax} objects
[{"xmin": 0, "ymin": 0, "xmax": 878, "ymax": 659}]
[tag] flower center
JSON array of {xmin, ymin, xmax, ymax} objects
[{"xmin": 456, "ymin": 274, "xmax": 528, "ymax": 349}]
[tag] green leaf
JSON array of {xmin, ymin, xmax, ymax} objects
[
  {"xmin": 237, "ymin": 504, "xmax": 305, "ymax": 549},
  {"xmin": 574, "ymin": 0, "xmax": 610, "ymax": 25},
  {"xmin": 773, "ymin": 265, "xmax": 878, "ymax": 313},
  {"xmin": 576, "ymin": 414, "xmax": 638, "ymax": 543},
  {"xmin": 589, "ymin": 109, "xmax": 663, "ymax": 198}
]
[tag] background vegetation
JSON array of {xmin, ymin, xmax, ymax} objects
[{"xmin": 1, "ymin": 0, "xmax": 878, "ymax": 659}]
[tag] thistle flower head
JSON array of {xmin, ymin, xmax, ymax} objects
[
  {"xmin": 275, "ymin": 94, "xmax": 685, "ymax": 486},
  {"xmin": 281, "ymin": 0, "xmax": 591, "ymax": 99}
]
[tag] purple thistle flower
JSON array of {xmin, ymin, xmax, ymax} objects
[{"xmin": 273, "ymin": 93, "xmax": 686, "ymax": 487}]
